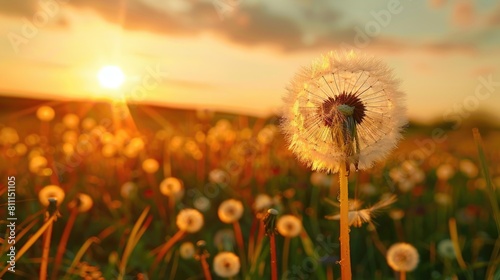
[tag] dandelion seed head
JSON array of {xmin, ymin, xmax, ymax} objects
[
  {"xmin": 213, "ymin": 252, "xmax": 241, "ymax": 278},
  {"xmin": 179, "ymin": 242, "xmax": 195, "ymax": 259},
  {"xmin": 160, "ymin": 177, "xmax": 184, "ymax": 200},
  {"xmin": 0, "ymin": 127, "xmax": 19, "ymax": 145},
  {"xmin": 194, "ymin": 196, "xmax": 211, "ymax": 212},
  {"xmin": 389, "ymin": 209, "xmax": 405, "ymax": 220},
  {"xmin": 253, "ymin": 194, "xmax": 273, "ymax": 213},
  {"xmin": 386, "ymin": 242, "xmax": 419, "ymax": 272},
  {"xmin": 176, "ymin": 208, "xmax": 204, "ymax": 233},
  {"xmin": 434, "ymin": 192, "xmax": 451, "ymax": 206},
  {"xmin": 209, "ymin": 169, "xmax": 231, "ymax": 185},
  {"xmin": 218, "ymin": 199, "xmax": 244, "ymax": 224},
  {"xmin": 39, "ymin": 185, "xmax": 65, "ymax": 206},
  {"xmin": 142, "ymin": 158, "xmax": 159, "ymax": 174},
  {"xmin": 277, "ymin": 215, "xmax": 302, "ymax": 237},
  {"xmin": 437, "ymin": 239, "xmax": 456, "ymax": 259},
  {"xmin": 281, "ymin": 51, "xmax": 406, "ymax": 173},
  {"xmin": 120, "ymin": 182, "xmax": 137, "ymax": 199},
  {"xmin": 436, "ymin": 163, "xmax": 455, "ymax": 181},
  {"xmin": 36, "ymin": 106, "xmax": 55, "ymax": 122},
  {"xmin": 213, "ymin": 229, "xmax": 235, "ymax": 249},
  {"xmin": 459, "ymin": 159, "xmax": 478, "ymax": 178},
  {"xmin": 69, "ymin": 193, "xmax": 93, "ymax": 213},
  {"xmin": 29, "ymin": 155, "xmax": 48, "ymax": 174},
  {"xmin": 63, "ymin": 114, "xmax": 80, "ymax": 129},
  {"xmin": 81, "ymin": 117, "xmax": 96, "ymax": 131}
]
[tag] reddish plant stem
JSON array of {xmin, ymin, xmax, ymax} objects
[
  {"xmin": 152, "ymin": 230, "xmax": 185, "ymax": 271},
  {"xmin": 200, "ymin": 254, "xmax": 212, "ymax": 280},
  {"xmin": 40, "ymin": 219, "xmax": 53, "ymax": 280},
  {"xmin": 233, "ymin": 221, "xmax": 247, "ymax": 274},
  {"xmin": 52, "ymin": 207, "xmax": 79, "ymax": 280},
  {"xmin": 269, "ymin": 233, "xmax": 278, "ymax": 280}
]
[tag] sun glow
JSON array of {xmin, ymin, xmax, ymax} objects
[{"xmin": 97, "ymin": 65, "xmax": 125, "ymax": 89}]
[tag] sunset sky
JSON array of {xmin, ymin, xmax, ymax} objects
[{"xmin": 0, "ymin": 0, "xmax": 499, "ymax": 123}]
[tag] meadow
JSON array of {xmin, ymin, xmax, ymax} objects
[{"xmin": 0, "ymin": 96, "xmax": 499, "ymax": 280}]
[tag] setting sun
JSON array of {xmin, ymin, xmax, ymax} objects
[{"xmin": 97, "ymin": 65, "xmax": 125, "ymax": 89}]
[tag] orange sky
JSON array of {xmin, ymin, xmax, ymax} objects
[{"xmin": 0, "ymin": 0, "xmax": 499, "ymax": 123}]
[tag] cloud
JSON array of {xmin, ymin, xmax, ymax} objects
[
  {"xmin": 485, "ymin": 3, "xmax": 500, "ymax": 26},
  {"xmin": 451, "ymin": 0, "xmax": 475, "ymax": 27},
  {"xmin": 0, "ymin": 0, "xmax": 355, "ymax": 52},
  {"xmin": 0, "ymin": 0, "xmax": 38, "ymax": 17},
  {"xmin": 0, "ymin": 0, "xmax": 494, "ymax": 54}
]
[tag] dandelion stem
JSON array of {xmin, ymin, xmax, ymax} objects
[
  {"xmin": 339, "ymin": 161, "xmax": 352, "ymax": 280},
  {"xmin": 282, "ymin": 237, "xmax": 290, "ymax": 276},
  {"xmin": 153, "ymin": 230, "xmax": 186, "ymax": 270},
  {"xmin": 269, "ymin": 232, "xmax": 278, "ymax": 280},
  {"xmin": 40, "ymin": 218, "xmax": 54, "ymax": 280},
  {"xmin": 448, "ymin": 218, "xmax": 467, "ymax": 270},
  {"xmin": 327, "ymin": 265, "xmax": 334, "ymax": 280},
  {"xmin": 52, "ymin": 207, "xmax": 79, "ymax": 280},
  {"xmin": 400, "ymin": 271, "xmax": 406, "ymax": 280},
  {"xmin": 233, "ymin": 221, "xmax": 247, "ymax": 275},
  {"xmin": 200, "ymin": 253, "xmax": 212, "ymax": 280}
]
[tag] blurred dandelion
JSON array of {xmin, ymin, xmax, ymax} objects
[
  {"xmin": 38, "ymin": 185, "xmax": 65, "ymax": 206},
  {"xmin": 179, "ymin": 242, "xmax": 195, "ymax": 259},
  {"xmin": 160, "ymin": 177, "xmax": 184, "ymax": 200},
  {"xmin": 276, "ymin": 215, "xmax": 302, "ymax": 237},
  {"xmin": 386, "ymin": 242, "xmax": 419, "ymax": 279},
  {"xmin": 436, "ymin": 163, "xmax": 455, "ymax": 181},
  {"xmin": 459, "ymin": 159, "xmax": 478, "ymax": 178},
  {"xmin": 437, "ymin": 239, "xmax": 456, "ymax": 259},
  {"xmin": 276, "ymin": 215, "xmax": 302, "ymax": 274},
  {"xmin": 218, "ymin": 199, "xmax": 244, "ymax": 224},
  {"xmin": 62, "ymin": 113, "xmax": 80, "ymax": 129},
  {"xmin": 194, "ymin": 196, "xmax": 211, "ymax": 212},
  {"xmin": 36, "ymin": 106, "xmax": 55, "ymax": 122},
  {"xmin": 253, "ymin": 194, "xmax": 273, "ymax": 213},
  {"xmin": 213, "ymin": 252, "xmax": 241, "ymax": 278},
  {"xmin": 142, "ymin": 158, "xmax": 159, "ymax": 174},
  {"xmin": 176, "ymin": 208, "xmax": 204, "ymax": 233}
]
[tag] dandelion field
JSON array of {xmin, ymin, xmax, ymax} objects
[{"xmin": 0, "ymin": 95, "xmax": 499, "ymax": 280}]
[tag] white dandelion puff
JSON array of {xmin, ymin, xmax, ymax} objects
[
  {"xmin": 179, "ymin": 242, "xmax": 195, "ymax": 259},
  {"xmin": 213, "ymin": 252, "xmax": 241, "ymax": 278},
  {"xmin": 159, "ymin": 177, "xmax": 184, "ymax": 200},
  {"xmin": 176, "ymin": 208, "xmax": 204, "ymax": 233},
  {"xmin": 281, "ymin": 50, "xmax": 406, "ymax": 173},
  {"xmin": 437, "ymin": 239, "xmax": 456, "ymax": 260},
  {"xmin": 276, "ymin": 215, "xmax": 302, "ymax": 237},
  {"xmin": 218, "ymin": 199, "xmax": 244, "ymax": 224},
  {"xmin": 386, "ymin": 242, "xmax": 419, "ymax": 272},
  {"xmin": 39, "ymin": 185, "xmax": 65, "ymax": 207}
]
